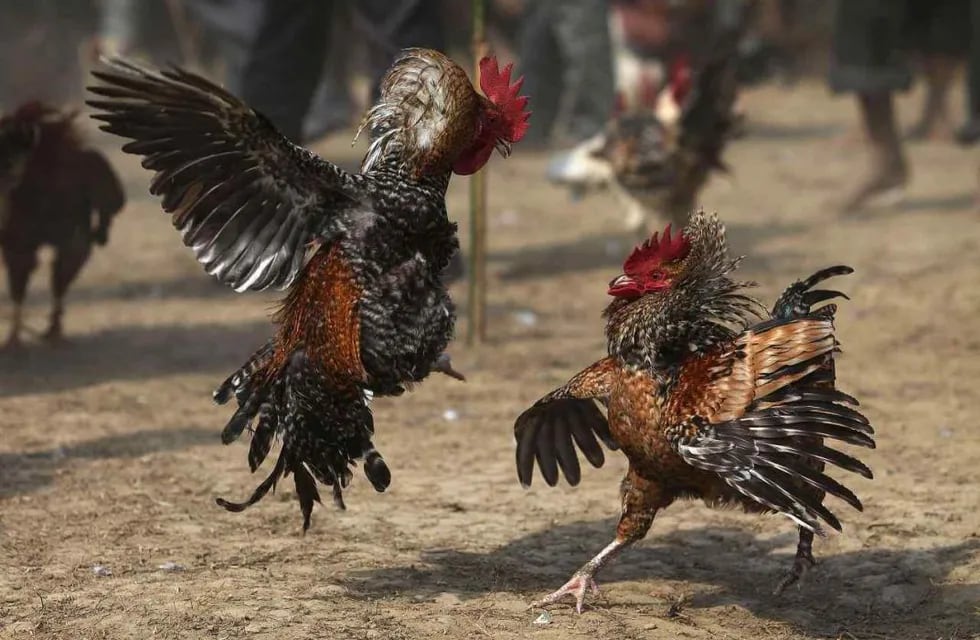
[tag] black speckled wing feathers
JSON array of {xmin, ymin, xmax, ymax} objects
[
  {"xmin": 514, "ymin": 357, "xmax": 620, "ymax": 487},
  {"xmin": 87, "ymin": 57, "xmax": 357, "ymax": 292}
]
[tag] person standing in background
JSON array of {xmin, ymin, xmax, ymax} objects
[
  {"xmin": 956, "ymin": 0, "xmax": 980, "ymax": 144},
  {"xmin": 0, "ymin": 0, "xmax": 94, "ymax": 108},
  {"xmin": 903, "ymin": 0, "xmax": 970, "ymax": 141},
  {"xmin": 239, "ymin": 0, "xmax": 445, "ymax": 144},
  {"xmin": 516, "ymin": 0, "xmax": 615, "ymax": 148},
  {"xmin": 829, "ymin": 0, "xmax": 910, "ymax": 212}
]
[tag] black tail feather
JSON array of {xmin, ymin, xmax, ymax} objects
[
  {"xmin": 291, "ymin": 463, "xmax": 323, "ymax": 532},
  {"xmin": 248, "ymin": 386, "xmax": 282, "ymax": 472},
  {"xmin": 364, "ymin": 449, "xmax": 391, "ymax": 492},
  {"xmin": 215, "ymin": 450, "xmax": 287, "ymax": 513},
  {"xmin": 214, "ymin": 340, "xmax": 274, "ymax": 406},
  {"xmin": 772, "ymin": 266, "xmax": 854, "ymax": 320},
  {"xmin": 214, "ymin": 346, "xmax": 386, "ymax": 530}
]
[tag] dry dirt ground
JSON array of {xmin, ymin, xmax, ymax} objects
[{"xmin": 1, "ymin": 81, "xmax": 979, "ymax": 640}]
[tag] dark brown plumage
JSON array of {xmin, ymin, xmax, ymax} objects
[
  {"xmin": 86, "ymin": 48, "xmax": 529, "ymax": 530},
  {"xmin": 515, "ymin": 212, "xmax": 874, "ymax": 612},
  {"xmin": 0, "ymin": 102, "xmax": 125, "ymax": 347}
]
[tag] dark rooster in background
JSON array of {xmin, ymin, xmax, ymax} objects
[
  {"xmin": 547, "ymin": 43, "xmax": 738, "ymax": 236},
  {"xmin": 515, "ymin": 212, "xmax": 875, "ymax": 612},
  {"xmin": 87, "ymin": 49, "xmax": 530, "ymax": 530},
  {"xmin": 0, "ymin": 102, "xmax": 125, "ymax": 348}
]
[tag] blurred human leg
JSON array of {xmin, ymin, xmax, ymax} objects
[
  {"xmin": 552, "ymin": 0, "xmax": 614, "ymax": 145},
  {"xmin": 355, "ymin": 0, "xmax": 446, "ymax": 104},
  {"xmin": 516, "ymin": 0, "xmax": 563, "ymax": 146},
  {"xmin": 841, "ymin": 92, "xmax": 908, "ymax": 212},
  {"xmin": 241, "ymin": 0, "xmax": 332, "ymax": 143},
  {"xmin": 829, "ymin": 0, "xmax": 911, "ymax": 212},
  {"xmin": 956, "ymin": 0, "xmax": 980, "ymax": 145},
  {"xmin": 904, "ymin": 0, "xmax": 969, "ymax": 141}
]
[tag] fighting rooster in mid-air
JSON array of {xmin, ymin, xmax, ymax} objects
[
  {"xmin": 0, "ymin": 102, "xmax": 125, "ymax": 348},
  {"xmin": 515, "ymin": 212, "xmax": 875, "ymax": 611},
  {"xmin": 87, "ymin": 49, "xmax": 529, "ymax": 529},
  {"xmin": 547, "ymin": 46, "xmax": 738, "ymax": 236}
]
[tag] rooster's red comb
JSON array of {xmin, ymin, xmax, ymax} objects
[
  {"xmin": 623, "ymin": 224, "xmax": 691, "ymax": 275},
  {"xmin": 479, "ymin": 56, "xmax": 531, "ymax": 143},
  {"xmin": 12, "ymin": 101, "xmax": 57, "ymax": 121},
  {"xmin": 669, "ymin": 54, "xmax": 692, "ymax": 105}
]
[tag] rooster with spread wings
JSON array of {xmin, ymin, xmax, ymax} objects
[{"xmin": 87, "ymin": 49, "xmax": 530, "ymax": 530}]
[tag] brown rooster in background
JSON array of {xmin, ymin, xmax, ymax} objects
[
  {"xmin": 87, "ymin": 49, "xmax": 530, "ymax": 530},
  {"xmin": 515, "ymin": 212, "xmax": 875, "ymax": 612},
  {"xmin": 0, "ymin": 102, "xmax": 125, "ymax": 348},
  {"xmin": 547, "ymin": 40, "xmax": 739, "ymax": 236}
]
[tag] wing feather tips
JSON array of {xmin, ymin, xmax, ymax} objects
[
  {"xmin": 514, "ymin": 411, "xmax": 539, "ymax": 488},
  {"xmin": 87, "ymin": 56, "xmax": 349, "ymax": 293},
  {"xmin": 514, "ymin": 398, "xmax": 615, "ymax": 489},
  {"xmin": 88, "ymin": 57, "xmax": 235, "ymax": 110},
  {"xmin": 681, "ymin": 382, "xmax": 875, "ymax": 532}
]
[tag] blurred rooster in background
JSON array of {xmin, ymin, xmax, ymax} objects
[
  {"xmin": 515, "ymin": 212, "xmax": 875, "ymax": 612},
  {"xmin": 547, "ymin": 44, "xmax": 739, "ymax": 236},
  {"xmin": 0, "ymin": 102, "xmax": 125, "ymax": 348},
  {"xmin": 87, "ymin": 48, "xmax": 530, "ymax": 530}
]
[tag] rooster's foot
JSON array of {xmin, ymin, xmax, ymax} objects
[
  {"xmin": 772, "ymin": 549, "xmax": 815, "ymax": 595},
  {"xmin": 433, "ymin": 353, "xmax": 465, "ymax": 382},
  {"xmin": 532, "ymin": 571, "xmax": 600, "ymax": 613}
]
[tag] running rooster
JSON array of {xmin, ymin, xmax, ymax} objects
[
  {"xmin": 87, "ymin": 49, "xmax": 530, "ymax": 529},
  {"xmin": 515, "ymin": 212, "xmax": 875, "ymax": 611},
  {"xmin": 547, "ymin": 43, "xmax": 738, "ymax": 236},
  {"xmin": 0, "ymin": 102, "xmax": 125, "ymax": 348}
]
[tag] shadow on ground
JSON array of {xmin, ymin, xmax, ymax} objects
[
  {"xmin": 0, "ymin": 426, "xmax": 216, "ymax": 499},
  {"xmin": 896, "ymin": 192, "xmax": 976, "ymax": 213},
  {"xmin": 0, "ymin": 320, "xmax": 269, "ymax": 398},
  {"xmin": 746, "ymin": 122, "xmax": 844, "ymax": 141},
  {"xmin": 493, "ymin": 219, "xmax": 810, "ymax": 282},
  {"xmin": 343, "ymin": 518, "xmax": 980, "ymax": 639}
]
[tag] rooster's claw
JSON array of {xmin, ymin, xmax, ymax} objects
[
  {"xmin": 433, "ymin": 353, "xmax": 465, "ymax": 382},
  {"xmin": 533, "ymin": 571, "xmax": 601, "ymax": 614}
]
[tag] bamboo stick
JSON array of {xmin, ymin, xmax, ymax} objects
[{"xmin": 467, "ymin": 0, "xmax": 489, "ymax": 345}]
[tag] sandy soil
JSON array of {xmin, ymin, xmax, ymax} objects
[{"xmin": 1, "ymin": 81, "xmax": 979, "ymax": 640}]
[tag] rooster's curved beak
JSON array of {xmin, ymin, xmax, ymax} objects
[
  {"xmin": 494, "ymin": 138, "xmax": 512, "ymax": 158},
  {"xmin": 607, "ymin": 274, "xmax": 635, "ymax": 295}
]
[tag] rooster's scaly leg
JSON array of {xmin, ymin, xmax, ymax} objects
[
  {"xmin": 534, "ymin": 469, "xmax": 671, "ymax": 613},
  {"xmin": 433, "ymin": 352, "xmax": 465, "ymax": 381},
  {"xmin": 3, "ymin": 248, "xmax": 36, "ymax": 349},
  {"xmin": 533, "ymin": 538, "xmax": 630, "ymax": 613},
  {"xmin": 773, "ymin": 526, "xmax": 816, "ymax": 595},
  {"xmin": 43, "ymin": 242, "xmax": 90, "ymax": 343}
]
